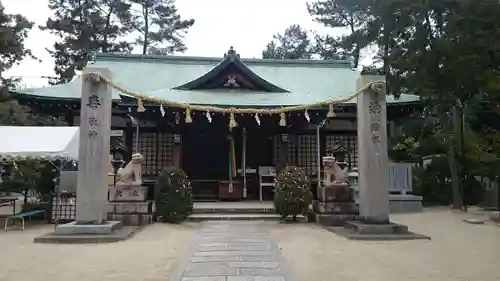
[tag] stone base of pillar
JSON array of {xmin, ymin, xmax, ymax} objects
[
  {"xmin": 54, "ymin": 220, "xmax": 122, "ymax": 235},
  {"xmin": 324, "ymin": 220, "xmax": 431, "ymax": 241},
  {"xmin": 33, "ymin": 220, "xmax": 141, "ymax": 244},
  {"xmin": 345, "ymin": 220, "xmax": 407, "ymax": 234}
]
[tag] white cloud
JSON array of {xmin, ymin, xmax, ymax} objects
[{"xmin": 2, "ymin": 0, "xmax": 344, "ymax": 87}]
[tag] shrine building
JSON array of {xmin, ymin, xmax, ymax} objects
[{"xmin": 12, "ymin": 47, "xmax": 419, "ymax": 201}]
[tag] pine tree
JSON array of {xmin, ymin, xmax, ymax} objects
[
  {"xmin": 41, "ymin": 0, "xmax": 132, "ymax": 84},
  {"xmin": 0, "ymin": 2, "xmax": 34, "ymax": 125},
  {"xmin": 363, "ymin": 0, "xmax": 500, "ymax": 209},
  {"xmin": 125, "ymin": 0, "xmax": 195, "ymax": 55},
  {"xmin": 262, "ymin": 24, "xmax": 312, "ymax": 59},
  {"xmin": 0, "ymin": 2, "xmax": 64, "ymax": 125},
  {"xmin": 307, "ymin": 0, "xmax": 369, "ymax": 66}
]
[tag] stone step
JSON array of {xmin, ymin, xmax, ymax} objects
[
  {"xmin": 187, "ymin": 213, "xmax": 282, "ymax": 221},
  {"xmin": 192, "ymin": 208, "xmax": 275, "ymax": 214},
  {"xmin": 187, "ymin": 213, "xmax": 307, "ymax": 221}
]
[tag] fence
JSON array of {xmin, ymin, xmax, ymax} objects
[{"xmin": 388, "ymin": 163, "xmax": 414, "ymax": 195}]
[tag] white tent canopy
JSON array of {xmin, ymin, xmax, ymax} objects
[{"xmin": 0, "ymin": 126, "xmax": 80, "ymax": 161}]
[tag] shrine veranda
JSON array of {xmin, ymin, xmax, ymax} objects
[{"xmin": 11, "ymin": 48, "xmax": 420, "ymax": 219}]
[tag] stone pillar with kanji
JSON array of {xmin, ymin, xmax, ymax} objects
[
  {"xmin": 75, "ymin": 68, "xmax": 113, "ymax": 224},
  {"xmin": 356, "ymin": 74, "xmax": 390, "ymax": 224}
]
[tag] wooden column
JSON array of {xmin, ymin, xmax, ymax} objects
[
  {"xmin": 75, "ymin": 68, "xmax": 112, "ymax": 224},
  {"xmin": 356, "ymin": 74, "xmax": 390, "ymax": 224}
]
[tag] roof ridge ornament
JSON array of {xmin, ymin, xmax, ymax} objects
[{"xmin": 224, "ymin": 46, "xmax": 240, "ymax": 60}]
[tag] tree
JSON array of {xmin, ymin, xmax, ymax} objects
[
  {"xmin": 307, "ymin": 0, "xmax": 369, "ymax": 66},
  {"xmin": 41, "ymin": 0, "xmax": 132, "ymax": 84},
  {"xmin": 124, "ymin": 0, "xmax": 195, "ymax": 55},
  {"xmin": 0, "ymin": 160, "xmax": 46, "ymax": 205},
  {"xmin": 0, "ymin": 2, "xmax": 35, "ymax": 125},
  {"xmin": 262, "ymin": 24, "xmax": 313, "ymax": 59},
  {"xmin": 365, "ymin": 0, "xmax": 500, "ymax": 209},
  {"xmin": 0, "ymin": 2, "xmax": 68, "ymax": 125}
]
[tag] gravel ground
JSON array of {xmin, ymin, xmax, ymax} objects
[
  {"xmin": 269, "ymin": 207, "xmax": 500, "ymax": 281},
  {"xmin": 0, "ymin": 223, "xmax": 198, "ymax": 281},
  {"xmin": 0, "ymin": 208, "xmax": 499, "ymax": 281}
]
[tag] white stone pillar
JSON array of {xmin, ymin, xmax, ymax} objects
[
  {"xmin": 356, "ymin": 74, "xmax": 390, "ymax": 224},
  {"xmin": 75, "ymin": 68, "xmax": 113, "ymax": 224}
]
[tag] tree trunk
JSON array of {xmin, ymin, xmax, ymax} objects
[
  {"xmin": 457, "ymin": 104, "xmax": 467, "ymax": 211},
  {"xmin": 142, "ymin": 6, "xmax": 149, "ymax": 55},
  {"xmin": 23, "ymin": 190, "xmax": 28, "ymax": 210},
  {"xmin": 497, "ymin": 176, "xmax": 500, "ymax": 212},
  {"xmin": 446, "ymin": 137, "xmax": 462, "ymax": 209},
  {"xmin": 445, "ymin": 106, "xmax": 462, "ymax": 209}
]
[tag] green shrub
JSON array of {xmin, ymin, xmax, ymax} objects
[
  {"xmin": 274, "ymin": 166, "xmax": 313, "ymax": 221},
  {"xmin": 155, "ymin": 166, "xmax": 193, "ymax": 223},
  {"xmin": 413, "ymin": 160, "xmax": 452, "ymax": 206}
]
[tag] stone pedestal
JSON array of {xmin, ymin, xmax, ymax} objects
[
  {"xmin": 109, "ymin": 186, "xmax": 148, "ymax": 201},
  {"xmin": 313, "ymin": 201, "xmax": 358, "ymax": 214},
  {"xmin": 313, "ymin": 184, "xmax": 358, "ymax": 226},
  {"xmin": 490, "ymin": 211, "xmax": 500, "ymax": 223},
  {"xmin": 107, "ymin": 185, "xmax": 153, "ymax": 226},
  {"xmin": 317, "ymin": 183, "xmax": 354, "ymax": 202}
]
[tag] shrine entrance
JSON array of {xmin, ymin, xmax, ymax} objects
[
  {"xmin": 181, "ymin": 126, "xmax": 275, "ymax": 201},
  {"xmin": 182, "ymin": 132, "xmax": 228, "ymax": 201}
]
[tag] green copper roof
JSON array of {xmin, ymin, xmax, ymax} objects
[{"xmin": 17, "ymin": 51, "xmax": 419, "ymax": 106}]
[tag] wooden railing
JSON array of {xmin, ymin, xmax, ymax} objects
[{"xmin": 388, "ymin": 163, "xmax": 414, "ymax": 195}]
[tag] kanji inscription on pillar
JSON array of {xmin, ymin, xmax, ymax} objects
[
  {"xmin": 88, "ymin": 116, "xmax": 99, "ymax": 126},
  {"xmin": 86, "ymin": 93, "xmax": 101, "ymax": 109},
  {"xmin": 368, "ymin": 101, "xmax": 382, "ymax": 144},
  {"xmin": 86, "ymin": 98, "xmax": 101, "ymax": 139}
]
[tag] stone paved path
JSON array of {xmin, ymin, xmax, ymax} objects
[{"xmin": 173, "ymin": 221, "xmax": 293, "ymax": 281}]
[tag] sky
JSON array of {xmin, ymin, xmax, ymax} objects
[{"xmin": 2, "ymin": 0, "xmax": 347, "ymax": 87}]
